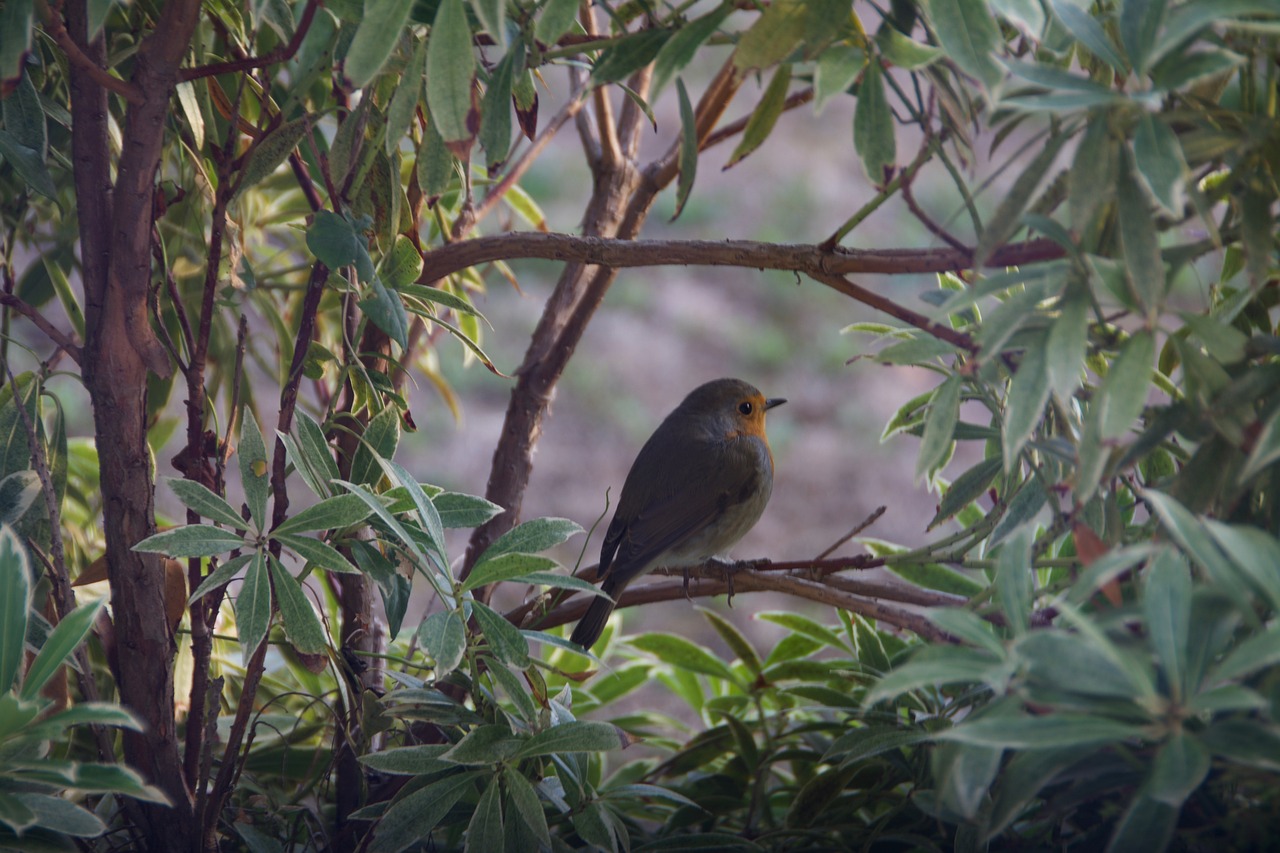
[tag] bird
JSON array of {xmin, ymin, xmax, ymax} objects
[{"xmin": 570, "ymin": 378, "xmax": 786, "ymax": 650}]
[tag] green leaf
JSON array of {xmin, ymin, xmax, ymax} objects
[
  {"xmin": 479, "ymin": 517, "xmax": 582, "ymax": 561},
  {"xmin": 1068, "ymin": 116, "xmax": 1119, "ymax": 234},
  {"xmin": 928, "ymin": 609, "xmax": 1004, "ymax": 656},
  {"xmin": 1119, "ymin": 0, "xmax": 1168, "ymax": 73},
  {"xmin": 726, "ymin": 64, "xmax": 791, "ymax": 170},
  {"xmin": 0, "ymin": 0, "xmax": 34, "ymax": 85},
  {"xmin": 461, "ymin": 553, "xmax": 559, "ymax": 593},
  {"xmin": 4, "ymin": 69, "xmax": 46, "ymax": 157},
  {"xmin": 443, "ymin": 725, "xmax": 522, "ymax": 764},
  {"xmin": 651, "ymin": 3, "xmax": 733, "ymax": 96},
  {"xmin": 1143, "ymin": 549, "xmax": 1190, "ymax": 699},
  {"xmin": 0, "ymin": 527, "xmax": 30, "ymax": 692},
  {"xmin": 929, "ymin": 456, "xmax": 1002, "ymax": 529},
  {"xmin": 133, "ymin": 524, "xmax": 246, "ymax": 557},
  {"xmin": 235, "ymin": 550, "xmax": 272, "ymax": 663},
  {"xmin": 417, "ymin": 111, "xmax": 456, "ymax": 198},
  {"xmin": 238, "ymin": 408, "xmax": 270, "ymax": 529},
  {"xmin": 1095, "ymin": 331, "xmax": 1154, "ymax": 439},
  {"xmin": 995, "ymin": 525, "xmax": 1033, "ymax": 636},
  {"xmin": 733, "ymin": 0, "xmax": 806, "ymax": 73},
  {"xmin": 359, "ymin": 744, "xmax": 450, "ymax": 775},
  {"xmin": 469, "ymin": 0, "xmax": 505, "ymax": 49},
  {"xmin": 433, "ymin": 491, "xmax": 503, "ymax": 528},
  {"xmin": 349, "ymin": 404, "xmax": 402, "ymax": 488},
  {"xmin": 1179, "ymin": 312, "xmax": 1247, "ymax": 364},
  {"xmin": 176, "ymin": 80, "xmax": 206, "ymax": 151},
  {"xmin": 306, "ymin": 210, "xmax": 361, "ymax": 270},
  {"xmin": 371, "ymin": 771, "xmax": 484, "ymax": 853},
  {"xmin": 589, "ymin": 29, "xmax": 671, "ymax": 86},
  {"xmin": 759, "ymin": 611, "xmax": 846, "ymax": 649},
  {"xmin": 814, "ymin": 46, "xmax": 864, "ymax": 112},
  {"xmin": 1046, "ymin": 290, "xmax": 1088, "ymax": 399},
  {"xmin": 466, "ymin": 774, "xmax": 505, "ymax": 851},
  {"xmin": 1107, "ymin": 795, "xmax": 1177, "ymax": 853},
  {"xmin": 275, "ymin": 532, "xmax": 361, "ymax": 574},
  {"xmin": 629, "ymin": 633, "xmax": 741, "ymax": 685},
  {"xmin": 671, "ymin": 78, "xmax": 697, "ymax": 222},
  {"xmin": 535, "ymin": 0, "xmax": 579, "ymax": 47},
  {"xmin": 273, "ymin": 493, "xmax": 373, "ymax": 535},
  {"xmin": 418, "ymin": 610, "xmax": 466, "ymax": 675},
  {"xmin": 345, "ymin": 0, "xmax": 414, "ymax": 87},
  {"xmin": 399, "ymin": 283, "xmax": 483, "ymax": 316},
  {"xmin": 188, "ymin": 553, "xmax": 253, "ymax": 602},
  {"xmin": 269, "ymin": 556, "xmax": 327, "ymax": 653},
  {"xmin": 974, "ymin": 129, "xmax": 1068, "ymax": 267},
  {"xmin": 503, "ymin": 766, "xmax": 551, "ymax": 846},
  {"xmin": 888, "ymin": 558, "xmax": 986, "ymax": 596},
  {"xmin": 1241, "ymin": 188, "xmax": 1273, "ymax": 291},
  {"xmin": 0, "ymin": 130, "xmax": 55, "ymax": 199},
  {"xmin": 385, "ymin": 41, "xmax": 426, "ymax": 156},
  {"xmin": 0, "ymin": 470, "xmax": 40, "ymax": 527},
  {"xmin": 702, "ymin": 609, "xmax": 763, "ymax": 677},
  {"xmin": 480, "ymin": 45, "xmax": 519, "ymax": 170},
  {"xmin": 825, "ymin": 726, "xmax": 932, "ymax": 764},
  {"xmin": 471, "ymin": 601, "xmax": 529, "ymax": 667},
  {"xmin": 916, "ymin": 375, "xmax": 961, "ymax": 480},
  {"xmin": 1210, "ymin": 625, "xmax": 1280, "ymax": 684},
  {"xmin": 20, "ymin": 598, "xmax": 102, "ymax": 700},
  {"xmin": 1204, "ymin": 521, "xmax": 1280, "ymax": 611},
  {"xmin": 1050, "ymin": 0, "xmax": 1126, "ymax": 72},
  {"xmin": 514, "ymin": 720, "xmax": 632, "ymax": 758},
  {"xmin": 925, "ymin": 0, "xmax": 1004, "ymax": 90},
  {"xmin": 866, "ymin": 645, "xmax": 1008, "ymax": 705},
  {"xmin": 359, "ymin": 276, "xmax": 410, "ymax": 350},
  {"xmin": 1133, "ymin": 114, "xmax": 1187, "ymax": 216},
  {"xmin": 235, "ymin": 117, "xmax": 310, "ymax": 196},
  {"xmin": 853, "ymin": 61, "xmax": 895, "ymax": 184},
  {"xmin": 875, "ymin": 29, "xmax": 941, "ymax": 70},
  {"xmin": 1003, "ymin": 336, "xmax": 1050, "ymax": 471},
  {"xmin": 990, "ymin": 476, "xmax": 1048, "ymax": 548},
  {"xmin": 427, "ymin": 0, "xmax": 480, "ymax": 157},
  {"xmin": 1117, "ymin": 150, "xmax": 1166, "ymax": 315},
  {"xmin": 939, "ymin": 713, "xmax": 1143, "ymax": 748},
  {"xmin": 289, "ymin": 411, "xmax": 341, "ymax": 498},
  {"xmin": 166, "ymin": 477, "xmax": 246, "ymax": 529}
]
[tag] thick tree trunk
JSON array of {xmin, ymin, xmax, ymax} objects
[{"xmin": 65, "ymin": 0, "xmax": 203, "ymax": 845}]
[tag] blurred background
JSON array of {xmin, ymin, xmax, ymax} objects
[{"xmin": 397, "ymin": 44, "xmax": 977, "ymax": 646}]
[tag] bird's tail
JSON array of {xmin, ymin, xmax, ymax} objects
[{"xmin": 570, "ymin": 596, "xmax": 615, "ymax": 650}]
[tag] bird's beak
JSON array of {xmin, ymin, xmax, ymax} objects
[{"xmin": 764, "ymin": 397, "xmax": 787, "ymax": 411}]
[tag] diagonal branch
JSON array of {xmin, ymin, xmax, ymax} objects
[{"xmin": 0, "ymin": 293, "xmax": 82, "ymax": 362}]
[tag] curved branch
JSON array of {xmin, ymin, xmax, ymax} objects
[
  {"xmin": 179, "ymin": 0, "xmax": 321, "ymax": 81},
  {"xmin": 38, "ymin": 0, "xmax": 144, "ymax": 103}
]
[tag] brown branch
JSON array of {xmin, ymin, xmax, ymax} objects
[
  {"xmin": 420, "ymin": 233, "xmax": 1065, "ymax": 284},
  {"xmin": 179, "ymin": 0, "xmax": 321, "ymax": 81},
  {"xmin": 806, "ymin": 268, "xmax": 979, "ymax": 353},
  {"xmin": 901, "ymin": 163, "xmax": 971, "ymax": 254},
  {"xmin": 516, "ymin": 563, "xmax": 954, "ymax": 643},
  {"xmin": 0, "ymin": 293, "xmax": 82, "ymax": 363},
  {"xmin": 38, "ymin": 0, "xmax": 144, "ymax": 104}
]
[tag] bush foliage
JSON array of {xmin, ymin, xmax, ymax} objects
[{"xmin": 0, "ymin": 0, "xmax": 1278, "ymax": 850}]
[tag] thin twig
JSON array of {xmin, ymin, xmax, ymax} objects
[
  {"xmin": 37, "ymin": 0, "xmax": 144, "ymax": 103},
  {"xmin": 814, "ymin": 506, "xmax": 886, "ymax": 560},
  {"xmin": 180, "ymin": 0, "xmax": 321, "ymax": 81},
  {"xmin": 0, "ymin": 293, "xmax": 81, "ymax": 363}
]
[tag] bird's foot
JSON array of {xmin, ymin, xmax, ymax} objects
[{"xmin": 706, "ymin": 557, "xmax": 738, "ymax": 607}]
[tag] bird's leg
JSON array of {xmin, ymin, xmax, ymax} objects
[
  {"xmin": 682, "ymin": 567, "xmax": 693, "ymax": 601},
  {"xmin": 706, "ymin": 557, "xmax": 737, "ymax": 607}
]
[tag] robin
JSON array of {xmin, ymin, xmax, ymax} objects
[{"xmin": 570, "ymin": 378, "xmax": 786, "ymax": 649}]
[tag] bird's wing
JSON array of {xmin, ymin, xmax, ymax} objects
[{"xmin": 602, "ymin": 436, "xmax": 765, "ymax": 592}]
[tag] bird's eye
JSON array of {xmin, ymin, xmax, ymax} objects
[{"xmin": 738, "ymin": 401, "xmax": 754, "ymax": 415}]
